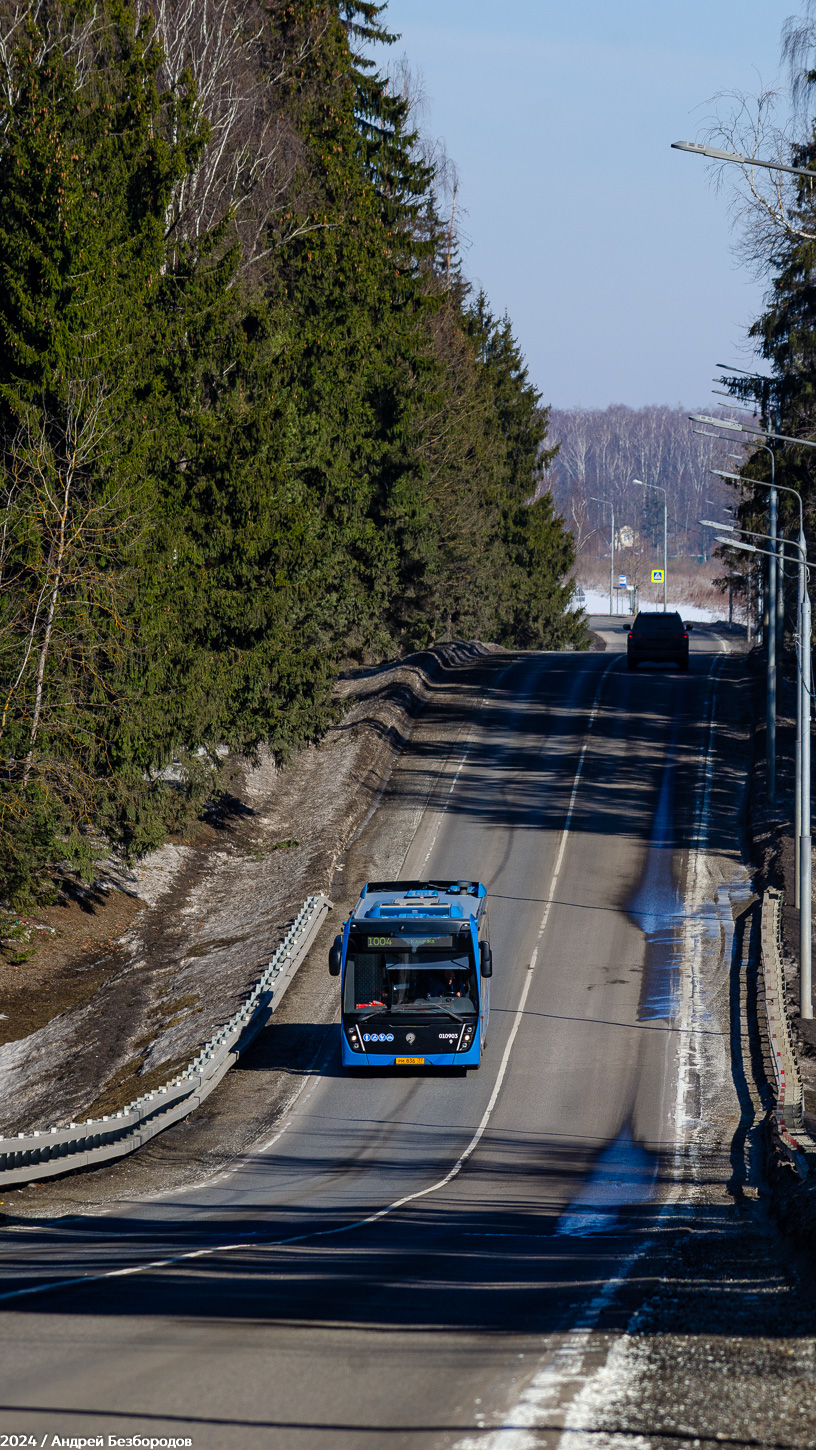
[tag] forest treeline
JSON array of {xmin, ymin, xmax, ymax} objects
[
  {"xmin": 0, "ymin": 0, "xmax": 584, "ymax": 904},
  {"xmin": 546, "ymin": 404, "xmax": 737, "ymax": 565}
]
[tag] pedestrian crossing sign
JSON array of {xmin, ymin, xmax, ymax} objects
[{"xmin": 651, "ymin": 569, "xmax": 665, "ymax": 583}]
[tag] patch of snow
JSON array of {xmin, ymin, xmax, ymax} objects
[
  {"xmin": 239, "ymin": 744, "xmax": 277, "ymax": 807},
  {"xmin": 0, "ymin": 999, "xmax": 100, "ymax": 1132},
  {"xmin": 574, "ymin": 586, "xmax": 729, "ymax": 623},
  {"xmin": 123, "ymin": 843, "xmax": 193, "ymax": 907}
]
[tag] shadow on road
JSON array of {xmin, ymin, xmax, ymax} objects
[
  {"xmin": 0, "ymin": 1131, "xmax": 807, "ymax": 1344},
  {"xmin": 364, "ymin": 651, "xmax": 753, "ymax": 867}
]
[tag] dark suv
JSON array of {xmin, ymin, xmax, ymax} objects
[{"xmin": 627, "ymin": 611, "xmax": 690, "ymax": 671}]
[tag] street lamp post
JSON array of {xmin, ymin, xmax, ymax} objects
[
  {"xmin": 589, "ymin": 496, "xmax": 614, "ymax": 616},
  {"xmin": 711, "ymin": 528, "xmax": 813, "ymax": 1019},
  {"xmin": 693, "ymin": 413, "xmax": 786, "ymax": 802},
  {"xmin": 691, "ymin": 412, "xmax": 816, "ymax": 451},
  {"xmin": 716, "ymin": 379, "xmax": 789, "ymax": 654},
  {"xmin": 746, "ymin": 441, "xmax": 782, "ymax": 650},
  {"xmin": 713, "ymin": 466, "xmax": 808, "ymax": 896},
  {"xmin": 738, "ymin": 445, "xmax": 777, "ymax": 805},
  {"xmin": 633, "ymin": 479, "xmax": 667, "ymax": 610}
]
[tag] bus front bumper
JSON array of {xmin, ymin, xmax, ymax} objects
[{"xmin": 341, "ymin": 1037, "xmax": 481, "ymax": 1068}]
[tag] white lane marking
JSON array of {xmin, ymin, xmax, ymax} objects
[
  {"xmin": 0, "ymin": 659, "xmax": 616, "ymax": 1307},
  {"xmin": 456, "ymin": 656, "xmax": 726, "ymax": 1450}
]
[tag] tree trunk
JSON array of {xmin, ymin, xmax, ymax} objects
[{"xmin": 21, "ymin": 470, "xmax": 72, "ymax": 786}]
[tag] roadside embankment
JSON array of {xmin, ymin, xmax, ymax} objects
[{"xmin": 0, "ymin": 642, "xmax": 499, "ymax": 1144}]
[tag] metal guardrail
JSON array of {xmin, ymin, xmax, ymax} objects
[
  {"xmin": 0, "ymin": 893, "xmax": 332, "ymax": 1187},
  {"xmin": 761, "ymin": 887, "xmax": 816, "ymax": 1176}
]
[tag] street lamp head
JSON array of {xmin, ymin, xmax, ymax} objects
[
  {"xmin": 672, "ymin": 140, "xmax": 711, "ymax": 156},
  {"xmin": 672, "ymin": 141, "xmax": 749, "ymax": 164},
  {"xmin": 700, "ymin": 519, "xmax": 735, "ymax": 530},
  {"xmin": 672, "ymin": 139, "xmax": 816, "ymax": 180},
  {"xmin": 689, "ymin": 413, "xmax": 743, "ymax": 431},
  {"xmin": 632, "ymin": 477, "xmax": 667, "ymax": 496},
  {"xmin": 710, "ymin": 468, "xmax": 743, "ymax": 482},
  {"xmin": 717, "ymin": 537, "xmax": 756, "ymax": 552}
]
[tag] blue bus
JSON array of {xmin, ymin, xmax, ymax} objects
[{"xmin": 329, "ymin": 879, "xmax": 492, "ymax": 1069}]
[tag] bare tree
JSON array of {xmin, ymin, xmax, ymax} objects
[
  {"xmin": 0, "ymin": 382, "xmax": 135, "ymax": 850},
  {"xmin": 698, "ymin": 87, "xmax": 816, "ymax": 266},
  {"xmin": 0, "ymin": 0, "xmax": 335, "ymax": 272},
  {"xmin": 0, "ymin": 1, "xmax": 107, "ymax": 118},
  {"xmin": 545, "ymin": 404, "xmax": 742, "ymax": 564},
  {"xmin": 137, "ymin": 0, "xmax": 328, "ymax": 268},
  {"xmin": 688, "ymin": 6, "xmax": 816, "ymax": 263},
  {"xmin": 567, "ymin": 483, "xmax": 596, "ymax": 556},
  {"xmin": 386, "ymin": 53, "xmax": 470, "ymax": 271}
]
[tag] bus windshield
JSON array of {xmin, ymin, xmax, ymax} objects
[{"xmin": 343, "ymin": 931, "xmax": 477, "ymax": 1017}]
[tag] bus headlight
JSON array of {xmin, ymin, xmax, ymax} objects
[
  {"xmin": 346, "ymin": 1024, "xmax": 364, "ymax": 1053},
  {"xmin": 457, "ymin": 1025, "xmax": 475, "ymax": 1052}
]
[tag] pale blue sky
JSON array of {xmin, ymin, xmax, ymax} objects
[{"xmin": 378, "ymin": 1, "xmax": 796, "ymax": 408}]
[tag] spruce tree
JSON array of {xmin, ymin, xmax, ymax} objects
[{"xmin": 0, "ymin": 0, "xmax": 588, "ymax": 903}]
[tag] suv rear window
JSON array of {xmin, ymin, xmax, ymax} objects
[{"xmin": 632, "ymin": 612, "xmax": 683, "ymax": 634}]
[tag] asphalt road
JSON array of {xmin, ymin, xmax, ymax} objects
[{"xmin": 0, "ymin": 635, "xmax": 753, "ymax": 1448}]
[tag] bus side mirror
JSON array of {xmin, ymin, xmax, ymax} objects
[
  {"xmin": 329, "ymin": 936, "xmax": 342, "ymax": 976},
  {"xmin": 480, "ymin": 942, "xmax": 493, "ymax": 978}
]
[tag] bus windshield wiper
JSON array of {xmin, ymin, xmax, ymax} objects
[{"xmin": 392, "ymin": 1003, "xmax": 463, "ymax": 1023}]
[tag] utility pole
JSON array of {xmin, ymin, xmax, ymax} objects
[
  {"xmin": 633, "ymin": 479, "xmax": 668, "ymax": 610},
  {"xmin": 589, "ymin": 496, "xmax": 614, "ymax": 616}
]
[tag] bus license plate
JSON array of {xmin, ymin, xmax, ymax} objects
[{"xmin": 396, "ymin": 1056, "xmax": 425, "ymax": 1065}]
